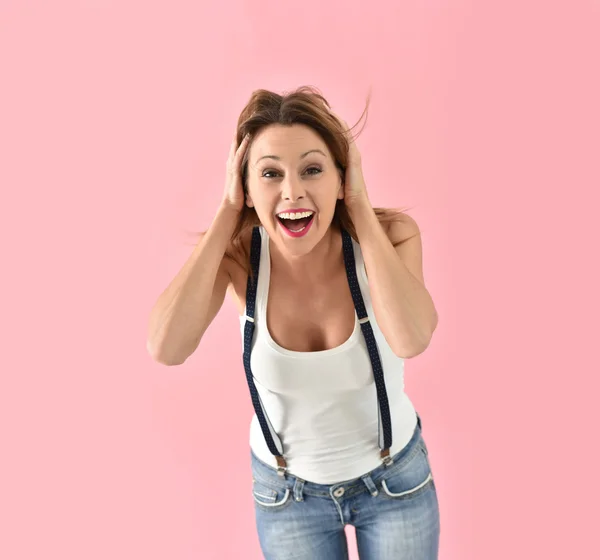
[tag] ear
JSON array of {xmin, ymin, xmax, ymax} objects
[{"xmin": 337, "ymin": 175, "xmax": 345, "ymax": 200}]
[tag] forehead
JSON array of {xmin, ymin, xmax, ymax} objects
[{"xmin": 250, "ymin": 123, "xmax": 330, "ymax": 161}]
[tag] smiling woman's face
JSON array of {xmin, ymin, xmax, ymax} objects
[{"xmin": 245, "ymin": 123, "xmax": 344, "ymax": 255}]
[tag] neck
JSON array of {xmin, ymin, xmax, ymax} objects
[{"xmin": 269, "ymin": 223, "xmax": 343, "ymax": 282}]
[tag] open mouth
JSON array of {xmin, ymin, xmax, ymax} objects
[{"xmin": 276, "ymin": 211, "xmax": 315, "ymax": 237}]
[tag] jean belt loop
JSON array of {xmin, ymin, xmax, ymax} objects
[
  {"xmin": 361, "ymin": 474, "xmax": 379, "ymax": 497},
  {"xmin": 293, "ymin": 478, "xmax": 305, "ymax": 502}
]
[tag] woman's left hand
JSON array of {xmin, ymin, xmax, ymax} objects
[{"xmin": 329, "ymin": 110, "xmax": 370, "ymax": 206}]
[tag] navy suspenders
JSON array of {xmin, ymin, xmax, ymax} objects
[
  {"xmin": 341, "ymin": 227, "xmax": 394, "ymax": 463},
  {"xmin": 242, "ymin": 227, "xmax": 286, "ymax": 473},
  {"xmin": 242, "ymin": 226, "xmax": 394, "ymax": 477}
]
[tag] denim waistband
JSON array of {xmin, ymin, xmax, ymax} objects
[{"xmin": 250, "ymin": 414, "xmax": 424, "ymax": 499}]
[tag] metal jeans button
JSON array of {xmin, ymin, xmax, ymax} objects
[{"xmin": 333, "ymin": 487, "xmax": 345, "ymax": 498}]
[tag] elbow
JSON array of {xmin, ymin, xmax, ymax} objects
[
  {"xmin": 392, "ymin": 325, "xmax": 436, "ymax": 359},
  {"xmin": 147, "ymin": 340, "xmax": 187, "ymax": 366},
  {"xmin": 387, "ymin": 307, "xmax": 438, "ymax": 359},
  {"xmin": 156, "ymin": 355, "xmax": 187, "ymax": 366},
  {"xmin": 392, "ymin": 342, "xmax": 429, "ymax": 359},
  {"xmin": 431, "ymin": 309, "xmax": 439, "ymax": 333}
]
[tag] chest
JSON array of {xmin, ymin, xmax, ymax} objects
[
  {"xmin": 265, "ymin": 266, "xmax": 357, "ymax": 352},
  {"xmin": 230, "ymin": 262, "xmax": 359, "ymax": 353}
]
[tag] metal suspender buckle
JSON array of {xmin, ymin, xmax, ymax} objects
[
  {"xmin": 381, "ymin": 448, "xmax": 394, "ymax": 467},
  {"xmin": 276, "ymin": 455, "xmax": 287, "ymax": 477}
]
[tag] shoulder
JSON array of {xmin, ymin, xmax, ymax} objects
[
  {"xmin": 376, "ymin": 208, "xmax": 421, "ymax": 246},
  {"xmin": 224, "ymin": 225, "xmax": 253, "ymax": 267},
  {"xmin": 221, "ymin": 226, "xmax": 256, "ymax": 316},
  {"xmin": 223, "ymin": 224, "xmax": 255, "ymax": 282},
  {"xmin": 377, "ymin": 208, "xmax": 428, "ymax": 287}
]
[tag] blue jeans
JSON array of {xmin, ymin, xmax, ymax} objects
[{"xmin": 250, "ymin": 418, "xmax": 440, "ymax": 559}]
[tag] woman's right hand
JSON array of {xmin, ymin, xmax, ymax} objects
[{"xmin": 221, "ymin": 131, "xmax": 252, "ymax": 213}]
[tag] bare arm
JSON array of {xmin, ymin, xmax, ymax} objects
[
  {"xmin": 146, "ymin": 204, "xmax": 240, "ymax": 365},
  {"xmin": 347, "ymin": 197, "xmax": 438, "ymax": 359},
  {"xmin": 147, "ymin": 129, "xmax": 252, "ymax": 365}
]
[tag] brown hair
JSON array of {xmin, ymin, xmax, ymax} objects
[{"xmin": 195, "ymin": 85, "xmax": 412, "ymax": 277}]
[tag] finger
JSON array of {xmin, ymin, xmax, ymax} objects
[
  {"xmin": 228, "ymin": 134, "xmax": 237, "ymax": 163},
  {"xmin": 228, "ymin": 133, "xmax": 244, "ymax": 165},
  {"xmin": 235, "ymin": 134, "xmax": 251, "ymax": 163}
]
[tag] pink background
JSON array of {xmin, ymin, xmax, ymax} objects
[{"xmin": 2, "ymin": 1, "xmax": 599, "ymax": 558}]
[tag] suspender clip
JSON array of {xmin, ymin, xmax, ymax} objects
[
  {"xmin": 381, "ymin": 448, "xmax": 394, "ymax": 467},
  {"xmin": 275, "ymin": 455, "xmax": 287, "ymax": 477}
]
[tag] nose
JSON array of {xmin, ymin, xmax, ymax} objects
[{"xmin": 280, "ymin": 175, "xmax": 306, "ymax": 202}]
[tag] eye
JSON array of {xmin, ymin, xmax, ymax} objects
[
  {"xmin": 306, "ymin": 166, "xmax": 322, "ymax": 175},
  {"xmin": 262, "ymin": 166, "xmax": 323, "ymax": 179}
]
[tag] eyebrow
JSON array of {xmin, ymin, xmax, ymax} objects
[{"xmin": 255, "ymin": 149, "xmax": 327, "ymax": 165}]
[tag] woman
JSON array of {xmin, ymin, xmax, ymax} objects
[{"xmin": 147, "ymin": 86, "xmax": 440, "ymax": 559}]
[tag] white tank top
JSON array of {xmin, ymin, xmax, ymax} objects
[{"xmin": 239, "ymin": 225, "xmax": 418, "ymax": 484}]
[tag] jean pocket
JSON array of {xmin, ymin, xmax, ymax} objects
[
  {"xmin": 380, "ymin": 442, "xmax": 434, "ymax": 500},
  {"xmin": 252, "ymin": 477, "xmax": 292, "ymax": 511}
]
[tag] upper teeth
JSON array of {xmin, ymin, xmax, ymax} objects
[{"xmin": 277, "ymin": 211, "xmax": 314, "ymax": 220}]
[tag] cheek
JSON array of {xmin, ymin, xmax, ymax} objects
[
  {"xmin": 248, "ymin": 189, "xmax": 277, "ymax": 218},
  {"xmin": 317, "ymin": 183, "xmax": 343, "ymax": 204},
  {"xmin": 246, "ymin": 180, "xmax": 265, "ymax": 203}
]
